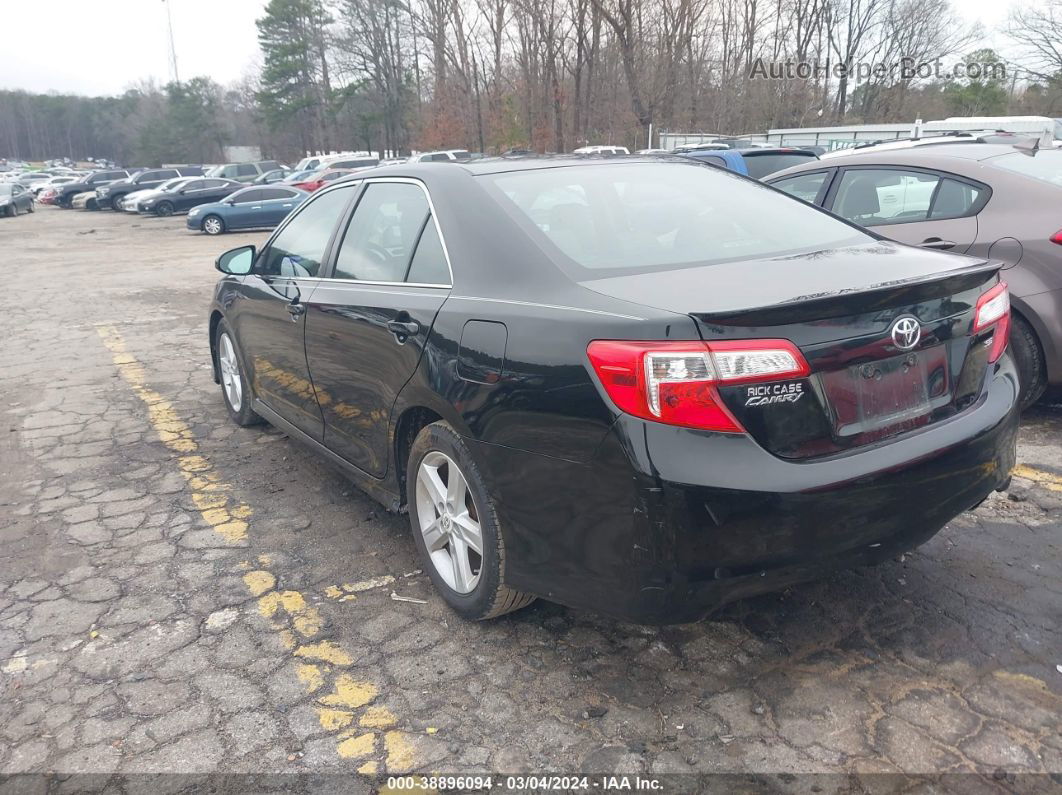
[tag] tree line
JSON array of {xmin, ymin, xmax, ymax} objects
[{"xmin": 1, "ymin": 0, "xmax": 1061, "ymax": 166}]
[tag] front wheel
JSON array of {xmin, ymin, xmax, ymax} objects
[
  {"xmin": 9, "ymin": 203, "xmax": 17, "ymax": 217},
  {"xmin": 215, "ymin": 321, "xmax": 262, "ymax": 427},
  {"xmin": 27, "ymin": 200, "xmax": 34, "ymax": 213},
  {"xmin": 202, "ymin": 214, "xmax": 225, "ymax": 235},
  {"xmin": 155, "ymin": 200, "xmax": 175, "ymax": 217},
  {"xmin": 406, "ymin": 421, "xmax": 535, "ymax": 620}
]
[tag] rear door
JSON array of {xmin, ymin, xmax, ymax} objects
[
  {"xmin": 825, "ymin": 166, "xmax": 985, "ymax": 253},
  {"xmin": 303, "ymin": 178, "xmax": 452, "ymax": 476}
]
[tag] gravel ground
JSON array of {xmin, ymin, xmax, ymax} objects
[{"xmin": 0, "ymin": 206, "xmax": 1059, "ymax": 790}]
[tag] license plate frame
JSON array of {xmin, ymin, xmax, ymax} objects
[{"xmin": 826, "ymin": 346, "xmax": 949, "ymax": 436}]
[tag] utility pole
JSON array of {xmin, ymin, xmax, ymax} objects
[{"xmin": 162, "ymin": 0, "xmax": 180, "ymax": 84}]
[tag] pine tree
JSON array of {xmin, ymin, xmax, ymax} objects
[{"xmin": 256, "ymin": 0, "xmax": 336, "ymax": 155}]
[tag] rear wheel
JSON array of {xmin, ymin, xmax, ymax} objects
[
  {"xmin": 202, "ymin": 214, "xmax": 225, "ymax": 235},
  {"xmin": 27, "ymin": 199, "xmax": 34, "ymax": 213},
  {"xmin": 155, "ymin": 200, "xmax": 174, "ymax": 217},
  {"xmin": 1011, "ymin": 313, "xmax": 1046, "ymax": 410},
  {"xmin": 215, "ymin": 321, "xmax": 262, "ymax": 427},
  {"xmin": 9, "ymin": 203, "xmax": 17, "ymax": 217},
  {"xmin": 406, "ymin": 421, "xmax": 535, "ymax": 620}
]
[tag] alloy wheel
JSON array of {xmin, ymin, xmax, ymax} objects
[
  {"xmin": 203, "ymin": 216, "xmax": 223, "ymax": 235},
  {"xmin": 415, "ymin": 451, "xmax": 484, "ymax": 594},
  {"xmin": 218, "ymin": 333, "xmax": 243, "ymax": 411}
]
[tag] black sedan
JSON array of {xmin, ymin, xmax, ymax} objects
[
  {"xmin": 208, "ymin": 158, "xmax": 1018, "ymax": 623},
  {"xmin": 138, "ymin": 177, "xmax": 241, "ymax": 216},
  {"xmin": 0, "ymin": 183, "xmax": 34, "ymax": 216}
]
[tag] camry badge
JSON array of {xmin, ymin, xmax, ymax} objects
[{"xmin": 890, "ymin": 316, "xmax": 921, "ymax": 351}]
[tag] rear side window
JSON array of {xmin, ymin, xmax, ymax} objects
[
  {"xmin": 259, "ymin": 188, "xmax": 295, "ymax": 200},
  {"xmin": 929, "ymin": 179, "xmax": 986, "ymax": 219},
  {"xmin": 772, "ymin": 171, "xmax": 829, "ymax": 204},
  {"xmin": 333, "ymin": 182, "xmax": 430, "ymax": 282},
  {"xmin": 485, "ymin": 162, "xmax": 869, "ymax": 276},
  {"xmin": 258, "ymin": 187, "xmax": 353, "ymax": 277},
  {"xmin": 236, "ymin": 164, "xmax": 259, "ymax": 177},
  {"xmin": 833, "ymin": 169, "xmax": 942, "ymax": 225},
  {"xmin": 406, "ymin": 221, "xmax": 449, "ymax": 284},
  {"xmin": 742, "ymin": 153, "xmax": 817, "ymax": 179}
]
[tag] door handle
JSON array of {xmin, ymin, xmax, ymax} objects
[
  {"xmin": 920, "ymin": 237, "xmax": 956, "ymax": 250},
  {"xmin": 387, "ymin": 319, "xmax": 420, "ymax": 336},
  {"xmin": 287, "ymin": 302, "xmax": 306, "ymax": 321}
]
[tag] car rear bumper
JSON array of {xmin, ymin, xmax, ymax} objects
[{"xmin": 475, "ymin": 355, "xmax": 1019, "ymax": 624}]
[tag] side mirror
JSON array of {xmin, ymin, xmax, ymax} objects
[
  {"xmin": 216, "ymin": 245, "xmax": 255, "ymax": 275},
  {"xmin": 223, "ymin": 199, "xmax": 235, "ymax": 205}
]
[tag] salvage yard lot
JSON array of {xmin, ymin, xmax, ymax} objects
[{"xmin": 0, "ymin": 207, "xmax": 1060, "ymax": 782}]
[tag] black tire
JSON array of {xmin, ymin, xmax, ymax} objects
[
  {"xmin": 1011, "ymin": 313, "xmax": 1046, "ymax": 410},
  {"xmin": 214, "ymin": 320, "xmax": 262, "ymax": 427},
  {"xmin": 27, "ymin": 199, "xmax": 34, "ymax": 213},
  {"xmin": 107, "ymin": 194, "xmax": 124, "ymax": 211},
  {"xmin": 155, "ymin": 200, "xmax": 175, "ymax": 217},
  {"xmin": 406, "ymin": 421, "xmax": 535, "ymax": 620},
  {"xmin": 9, "ymin": 203, "xmax": 17, "ymax": 218},
  {"xmin": 202, "ymin": 214, "xmax": 226, "ymax": 235}
]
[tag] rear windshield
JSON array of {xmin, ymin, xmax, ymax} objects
[
  {"xmin": 742, "ymin": 152, "xmax": 818, "ymax": 179},
  {"xmin": 987, "ymin": 151, "xmax": 1062, "ymax": 187},
  {"xmin": 483, "ymin": 162, "xmax": 869, "ymax": 277}
]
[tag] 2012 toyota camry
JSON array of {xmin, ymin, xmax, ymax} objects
[{"xmin": 208, "ymin": 157, "xmax": 1018, "ymax": 623}]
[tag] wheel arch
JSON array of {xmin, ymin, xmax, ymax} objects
[
  {"xmin": 392, "ymin": 406, "xmax": 445, "ymax": 507},
  {"xmin": 208, "ymin": 310, "xmax": 224, "ymax": 384},
  {"xmin": 1009, "ymin": 298, "xmax": 1051, "ymax": 381}
]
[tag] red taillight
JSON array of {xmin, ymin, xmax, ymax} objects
[
  {"xmin": 1051, "ymin": 229, "xmax": 1062, "ymax": 245},
  {"xmin": 973, "ymin": 282, "xmax": 1010, "ymax": 363},
  {"xmin": 586, "ymin": 339, "xmax": 810, "ymax": 433}
]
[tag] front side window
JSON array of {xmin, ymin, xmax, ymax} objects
[
  {"xmin": 485, "ymin": 162, "xmax": 869, "ymax": 276},
  {"xmin": 333, "ymin": 182, "xmax": 431, "ymax": 282},
  {"xmin": 832, "ymin": 168, "xmax": 940, "ymax": 225},
  {"xmin": 232, "ymin": 189, "xmax": 262, "ymax": 204},
  {"xmin": 772, "ymin": 171, "xmax": 829, "ymax": 204},
  {"xmin": 258, "ymin": 186, "xmax": 353, "ymax": 278},
  {"xmin": 237, "ymin": 164, "xmax": 258, "ymax": 177}
]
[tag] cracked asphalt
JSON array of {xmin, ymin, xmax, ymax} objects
[{"xmin": 0, "ymin": 207, "xmax": 1060, "ymax": 789}]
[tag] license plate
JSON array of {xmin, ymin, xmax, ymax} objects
[{"xmin": 824, "ymin": 347, "xmax": 949, "ymax": 436}]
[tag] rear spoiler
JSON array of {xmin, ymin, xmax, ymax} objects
[{"xmin": 693, "ymin": 261, "xmax": 1001, "ymax": 326}]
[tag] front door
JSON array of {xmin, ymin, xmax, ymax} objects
[
  {"xmin": 231, "ymin": 184, "xmax": 358, "ymax": 440},
  {"xmin": 304, "ymin": 179, "xmax": 452, "ymax": 476}
]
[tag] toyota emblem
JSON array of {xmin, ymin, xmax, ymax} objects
[{"xmin": 890, "ymin": 316, "xmax": 921, "ymax": 351}]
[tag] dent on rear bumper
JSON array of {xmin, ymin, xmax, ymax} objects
[{"xmin": 476, "ymin": 358, "xmax": 1019, "ymax": 624}]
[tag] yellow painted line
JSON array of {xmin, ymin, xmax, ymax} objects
[
  {"xmin": 96, "ymin": 326, "xmax": 421, "ymax": 771},
  {"xmin": 1012, "ymin": 464, "xmax": 1062, "ymax": 493}
]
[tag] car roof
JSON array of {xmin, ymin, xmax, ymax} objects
[{"xmin": 763, "ymin": 143, "xmax": 1049, "ymax": 182}]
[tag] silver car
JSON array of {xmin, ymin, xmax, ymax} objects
[{"xmin": 768, "ymin": 142, "xmax": 1062, "ymax": 408}]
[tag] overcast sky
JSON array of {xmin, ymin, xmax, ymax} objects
[{"xmin": 0, "ymin": 0, "xmax": 1021, "ymax": 97}]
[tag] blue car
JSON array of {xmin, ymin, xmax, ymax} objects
[
  {"xmin": 680, "ymin": 147, "xmax": 818, "ymax": 179},
  {"xmin": 187, "ymin": 185, "xmax": 308, "ymax": 235}
]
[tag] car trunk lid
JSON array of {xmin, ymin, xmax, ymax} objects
[{"xmin": 581, "ymin": 242, "xmax": 1004, "ymax": 458}]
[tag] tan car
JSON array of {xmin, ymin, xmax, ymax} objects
[{"xmin": 768, "ymin": 142, "xmax": 1062, "ymax": 408}]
